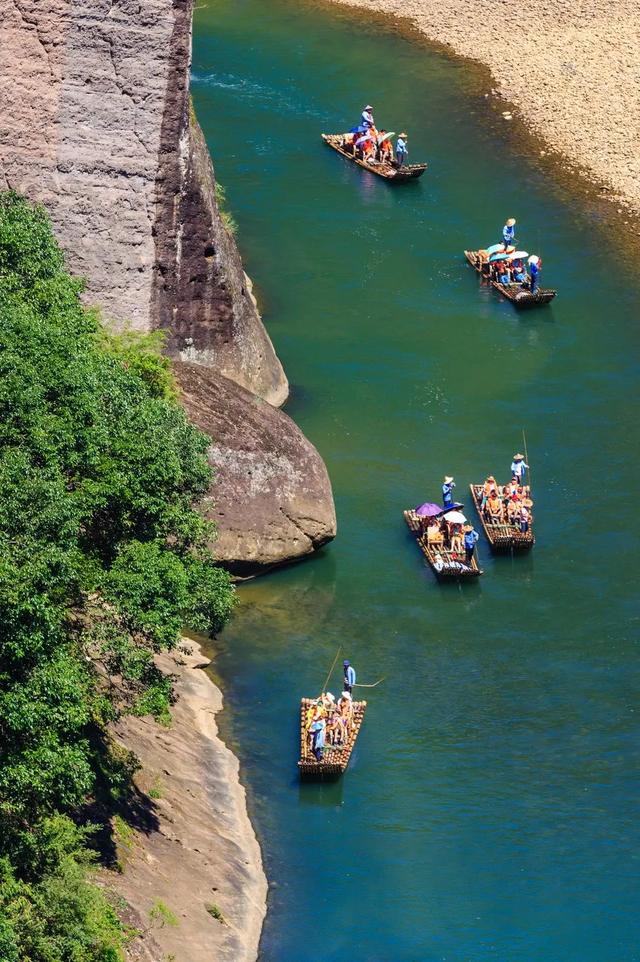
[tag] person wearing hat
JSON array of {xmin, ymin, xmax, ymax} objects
[
  {"xmin": 396, "ymin": 132, "xmax": 408, "ymax": 167},
  {"xmin": 463, "ymin": 525, "xmax": 479, "ymax": 565},
  {"xmin": 510, "ymin": 453, "xmax": 529, "ymax": 484},
  {"xmin": 343, "ymin": 659, "xmax": 356, "ymax": 693},
  {"xmin": 502, "ymin": 217, "xmax": 516, "ymax": 250},
  {"xmin": 442, "ymin": 475, "xmax": 456, "ymax": 509},
  {"xmin": 361, "ymin": 105, "xmax": 375, "ymax": 129},
  {"xmin": 528, "ymin": 254, "xmax": 541, "ymax": 294},
  {"xmin": 309, "ymin": 718, "xmax": 326, "ymax": 762}
]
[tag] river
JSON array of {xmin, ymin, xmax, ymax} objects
[{"xmin": 191, "ymin": 1, "xmax": 640, "ymax": 959}]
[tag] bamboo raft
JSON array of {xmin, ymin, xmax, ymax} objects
[
  {"xmin": 469, "ymin": 484, "xmax": 535, "ymax": 551},
  {"xmin": 403, "ymin": 510, "xmax": 482, "ymax": 579},
  {"xmin": 322, "ymin": 134, "xmax": 427, "ymax": 182},
  {"xmin": 464, "ymin": 250, "xmax": 556, "ymax": 308},
  {"xmin": 298, "ymin": 697, "xmax": 367, "ymax": 780}
]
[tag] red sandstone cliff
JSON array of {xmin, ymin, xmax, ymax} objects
[{"xmin": 0, "ymin": 0, "xmax": 287, "ymax": 405}]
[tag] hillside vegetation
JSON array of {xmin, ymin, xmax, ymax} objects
[{"xmin": 0, "ymin": 192, "xmax": 235, "ymax": 960}]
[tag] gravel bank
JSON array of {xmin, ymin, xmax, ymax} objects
[
  {"xmin": 107, "ymin": 641, "xmax": 267, "ymax": 962},
  {"xmin": 315, "ymin": 0, "xmax": 640, "ymax": 213}
]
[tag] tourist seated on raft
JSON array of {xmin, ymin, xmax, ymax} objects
[
  {"xmin": 336, "ymin": 692, "xmax": 354, "ymax": 743},
  {"xmin": 450, "ymin": 524, "xmax": 464, "ymax": 555},
  {"xmin": 377, "ymin": 130, "xmax": 394, "ymax": 163},
  {"xmin": 426, "ymin": 520, "xmax": 444, "ymax": 545},
  {"xmin": 341, "ymin": 132, "xmax": 356, "ymax": 154},
  {"xmin": 484, "ymin": 491, "xmax": 504, "ymax": 523},
  {"xmin": 506, "ymin": 496, "xmax": 520, "ymax": 523},
  {"xmin": 481, "ymin": 476, "xmax": 497, "ymax": 509},
  {"xmin": 510, "ymin": 257, "xmax": 527, "ymax": 283}
]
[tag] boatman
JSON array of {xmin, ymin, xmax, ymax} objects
[
  {"xmin": 310, "ymin": 718, "xmax": 326, "ymax": 762},
  {"xmin": 396, "ymin": 132, "xmax": 408, "ymax": 167},
  {"xmin": 463, "ymin": 525, "xmax": 479, "ymax": 566},
  {"xmin": 361, "ymin": 104, "xmax": 375, "ymax": 129},
  {"xmin": 510, "ymin": 453, "xmax": 529, "ymax": 484},
  {"xmin": 442, "ymin": 475, "xmax": 456, "ymax": 509},
  {"xmin": 502, "ymin": 217, "xmax": 516, "ymax": 250},
  {"xmin": 528, "ymin": 255, "xmax": 541, "ymax": 294},
  {"xmin": 343, "ymin": 659, "xmax": 356, "ymax": 693}
]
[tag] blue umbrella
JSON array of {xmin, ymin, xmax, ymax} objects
[
  {"xmin": 442, "ymin": 502, "xmax": 465, "ymax": 515},
  {"xmin": 486, "ymin": 243, "xmax": 504, "ymax": 255},
  {"xmin": 489, "ymin": 252, "xmax": 510, "ymax": 262}
]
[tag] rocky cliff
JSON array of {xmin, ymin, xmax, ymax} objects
[
  {"xmin": 0, "ymin": 0, "xmax": 287, "ymax": 405},
  {"xmin": 0, "ymin": 0, "xmax": 337, "ymax": 570}
]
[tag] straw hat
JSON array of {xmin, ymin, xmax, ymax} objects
[
  {"xmin": 399, "ymin": 132, "xmax": 408, "ymax": 138},
  {"xmin": 326, "ymin": 692, "xmax": 335, "ymax": 702},
  {"xmin": 513, "ymin": 453, "xmax": 524, "ymax": 461},
  {"xmin": 528, "ymin": 255, "xmax": 539, "ymax": 265},
  {"xmin": 365, "ymin": 104, "xmax": 373, "ymax": 110},
  {"xmin": 463, "ymin": 524, "xmax": 473, "ymax": 532},
  {"xmin": 506, "ymin": 217, "xmax": 516, "ymax": 226},
  {"xmin": 444, "ymin": 475, "xmax": 454, "ymax": 483}
]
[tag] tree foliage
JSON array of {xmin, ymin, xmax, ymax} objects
[{"xmin": 0, "ymin": 191, "xmax": 235, "ymax": 959}]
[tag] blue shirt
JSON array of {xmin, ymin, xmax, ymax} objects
[
  {"xmin": 362, "ymin": 110, "xmax": 374, "ymax": 127},
  {"xmin": 442, "ymin": 481, "xmax": 454, "ymax": 502},
  {"xmin": 530, "ymin": 261, "xmax": 540, "ymax": 277},
  {"xmin": 464, "ymin": 530, "xmax": 479, "ymax": 549},
  {"xmin": 345, "ymin": 666, "xmax": 356, "ymax": 687},
  {"xmin": 511, "ymin": 460, "xmax": 528, "ymax": 477},
  {"xmin": 310, "ymin": 720, "xmax": 325, "ymax": 749},
  {"xmin": 503, "ymin": 224, "xmax": 515, "ymax": 245},
  {"xmin": 396, "ymin": 137, "xmax": 407, "ymax": 154}
]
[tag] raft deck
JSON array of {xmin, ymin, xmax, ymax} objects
[
  {"xmin": 298, "ymin": 697, "xmax": 366, "ymax": 780},
  {"xmin": 403, "ymin": 509, "xmax": 482, "ymax": 579},
  {"xmin": 464, "ymin": 249, "xmax": 556, "ymax": 307},
  {"xmin": 469, "ymin": 484, "xmax": 535, "ymax": 551},
  {"xmin": 322, "ymin": 134, "xmax": 427, "ymax": 182}
]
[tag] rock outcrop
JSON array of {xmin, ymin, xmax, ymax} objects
[
  {"xmin": 0, "ymin": 0, "xmax": 288, "ymax": 405},
  {"xmin": 175, "ymin": 361, "xmax": 337, "ymax": 577}
]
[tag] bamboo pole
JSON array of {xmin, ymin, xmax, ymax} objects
[
  {"xmin": 319, "ymin": 645, "xmax": 341, "ymax": 697},
  {"xmin": 522, "ymin": 428, "xmax": 531, "ymax": 489}
]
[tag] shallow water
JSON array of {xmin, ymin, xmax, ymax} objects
[{"xmin": 192, "ymin": 2, "xmax": 640, "ymax": 959}]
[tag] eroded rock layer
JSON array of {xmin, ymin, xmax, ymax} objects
[
  {"xmin": 0, "ymin": 0, "xmax": 288, "ymax": 404},
  {"xmin": 175, "ymin": 361, "xmax": 337, "ymax": 576}
]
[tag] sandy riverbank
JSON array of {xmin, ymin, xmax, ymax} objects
[
  {"xmin": 315, "ymin": 0, "xmax": 640, "ymax": 214},
  {"xmin": 106, "ymin": 640, "xmax": 267, "ymax": 962}
]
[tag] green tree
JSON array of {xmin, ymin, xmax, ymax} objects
[{"xmin": 0, "ymin": 191, "xmax": 236, "ymax": 959}]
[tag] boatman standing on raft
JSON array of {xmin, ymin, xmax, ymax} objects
[
  {"xmin": 502, "ymin": 217, "xmax": 516, "ymax": 250},
  {"xmin": 528, "ymin": 255, "xmax": 541, "ymax": 294},
  {"xmin": 310, "ymin": 718, "xmax": 326, "ymax": 762},
  {"xmin": 396, "ymin": 132, "xmax": 408, "ymax": 167},
  {"xmin": 442, "ymin": 475, "xmax": 456, "ymax": 508},
  {"xmin": 361, "ymin": 105, "xmax": 375, "ymax": 129},
  {"xmin": 510, "ymin": 453, "xmax": 529, "ymax": 484},
  {"xmin": 343, "ymin": 659, "xmax": 356, "ymax": 693},
  {"xmin": 463, "ymin": 525, "xmax": 479, "ymax": 566}
]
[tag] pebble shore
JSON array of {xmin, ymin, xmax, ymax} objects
[{"xmin": 316, "ymin": 0, "xmax": 640, "ymax": 214}]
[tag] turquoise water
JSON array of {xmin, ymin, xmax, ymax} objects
[{"xmin": 192, "ymin": 2, "xmax": 640, "ymax": 959}]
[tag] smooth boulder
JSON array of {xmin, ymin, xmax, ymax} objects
[{"xmin": 174, "ymin": 362, "xmax": 336, "ymax": 576}]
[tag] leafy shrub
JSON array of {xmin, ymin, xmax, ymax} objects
[{"xmin": 0, "ymin": 191, "xmax": 236, "ymax": 959}]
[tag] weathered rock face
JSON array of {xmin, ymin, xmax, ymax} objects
[
  {"xmin": 174, "ymin": 361, "xmax": 337, "ymax": 576},
  {"xmin": 0, "ymin": 0, "xmax": 288, "ymax": 405}
]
